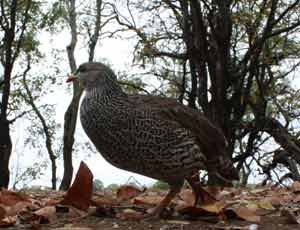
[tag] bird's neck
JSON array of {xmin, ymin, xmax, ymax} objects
[{"xmin": 86, "ymin": 79, "xmax": 126, "ymax": 100}]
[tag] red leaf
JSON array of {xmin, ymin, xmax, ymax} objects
[
  {"xmin": 60, "ymin": 161, "xmax": 93, "ymax": 211},
  {"xmin": 116, "ymin": 185, "xmax": 144, "ymax": 202},
  {"xmin": 0, "ymin": 190, "xmax": 29, "ymax": 206}
]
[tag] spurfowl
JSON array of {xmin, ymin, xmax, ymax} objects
[{"xmin": 67, "ymin": 62, "xmax": 238, "ymax": 219}]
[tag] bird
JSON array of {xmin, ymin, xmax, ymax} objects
[{"xmin": 66, "ymin": 62, "xmax": 239, "ymax": 219}]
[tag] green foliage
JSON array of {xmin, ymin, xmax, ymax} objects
[
  {"xmin": 11, "ymin": 161, "xmax": 48, "ymax": 189},
  {"xmin": 39, "ymin": 1, "xmax": 67, "ymax": 31},
  {"xmin": 151, "ymin": 181, "xmax": 169, "ymax": 190}
]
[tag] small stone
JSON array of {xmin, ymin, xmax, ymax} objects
[
  {"xmin": 249, "ymin": 224, "xmax": 258, "ymax": 230},
  {"xmin": 112, "ymin": 222, "xmax": 119, "ymax": 228},
  {"xmin": 159, "ymin": 225, "xmax": 170, "ymax": 230}
]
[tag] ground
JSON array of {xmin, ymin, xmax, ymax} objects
[{"xmin": 1, "ymin": 163, "xmax": 300, "ymax": 229}]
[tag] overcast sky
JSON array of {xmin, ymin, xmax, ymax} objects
[{"xmin": 9, "ymin": 24, "xmax": 157, "ymax": 189}]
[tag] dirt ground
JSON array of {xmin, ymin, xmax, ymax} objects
[{"xmin": 37, "ymin": 215, "xmax": 299, "ymax": 230}]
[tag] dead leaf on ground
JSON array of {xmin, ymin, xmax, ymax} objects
[
  {"xmin": 291, "ymin": 181, "xmax": 300, "ymax": 193},
  {"xmin": 0, "ymin": 216, "xmax": 17, "ymax": 227},
  {"xmin": 132, "ymin": 195, "xmax": 164, "ymax": 206},
  {"xmin": 178, "ymin": 189, "xmax": 195, "ymax": 207},
  {"xmin": 34, "ymin": 206, "xmax": 58, "ymax": 224},
  {"xmin": 60, "ymin": 161, "xmax": 93, "ymax": 211},
  {"xmin": 0, "ymin": 190, "xmax": 29, "ymax": 206},
  {"xmin": 199, "ymin": 200, "xmax": 227, "ymax": 214},
  {"xmin": 3, "ymin": 201, "xmax": 34, "ymax": 217},
  {"xmin": 230, "ymin": 206, "xmax": 261, "ymax": 223},
  {"xmin": 91, "ymin": 197, "xmax": 118, "ymax": 206},
  {"xmin": 280, "ymin": 209, "xmax": 300, "ymax": 224},
  {"xmin": 117, "ymin": 208, "xmax": 144, "ymax": 220},
  {"xmin": 258, "ymin": 201, "xmax": 274, "ymax": 210},
  {"xmin": 0, "ymin": 206, "xmax": 5, "ymax": 220},
  {"xmin": 116, "ymin": 185, "xmax": 144, "ymax": 202}
]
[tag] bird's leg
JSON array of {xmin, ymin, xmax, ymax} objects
[
  {"xmin": 186, "ymin": 174, "xmax": 216, "ymax": 206},
  {"xmin": 144, "ymin": 187, "xmax": 180, "ymax": 219}
]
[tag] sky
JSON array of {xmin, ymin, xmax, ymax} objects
[
  {"xmin": 8, "ymin": 24, "xmax": 158, "ymax": 189},
  {"xmin": 6, "ymin": 1, "xmax": 300, "ymax": 189}
]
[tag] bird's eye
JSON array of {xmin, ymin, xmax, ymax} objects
[{"xmin": 78, "ymin": 66, "xmax": 87, "ymax": 73}]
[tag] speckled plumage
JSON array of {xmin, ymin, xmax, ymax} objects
[{"xmin": 70, "ymin": 62, "xmax": 238, "ymax": 218}]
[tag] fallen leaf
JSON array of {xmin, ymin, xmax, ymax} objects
[
  {"xmin": 262, "ymin": 196, "xmax": 282, "ymax": 206},
  {"xmin": 60, "ymin": 161, "xmax": 93, "ymax": 211},
  {"xmin": 231, "ymin": 206, "xmax": 261, "ymax": 222},
  {"xmin": 91, "ymin": 197, "xmax": 118, "ymax": 206},
  {"xmin": 117, "ymin": 208, "xmax": 144, "ymax": 220},
  {"xmin": 199, "ymin": 201, "xmax": 227, "ymax": 214},
  {"xmin": 294, "ymin": 194, "xmax": 300, "ymax": 203},
  {"xmin": 0, "ymin": 216, "xmax": 17, "ymax": 227},
  {"xmin": 291, "ymin": 181, "xmax": 300, "ymax": 193},
  {"xmin": 55, "ymin": 227, "xmax": 93, "ymax": 230},
  {"xmin": 116, "ymin": 185, "xmax": 144, "ymax": 202},
  {"xmin": 280, "ymin": 209, "xmax": 300, "ymax": 224},
  {"xmin": 166, "ymin": 220, "xmax": 190, "ymax": 225},
  {"xmin": 0, "ymin": 190, "xmax": 29, "ymax": 206},
  {"xmin": 0, "ymin": 206, "xmax": 5, "ymax": 220},
  {"xmin": 133, "ymin": 195, "xmax": 164, "ymax": 206},
  {"xmin": 258, "ymin": 201, "xmax": 274, "ymax": 210},
  {"xmin": 178, "ymin": 189, "xmax": 195, "ymax": 207},
  {"xmin": 34, "ymin": 206, "xmax": 58, "ymax": 224}
]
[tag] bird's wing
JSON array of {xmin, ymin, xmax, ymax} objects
[{"xmin": 128, "ymin": 95, "xmax": 227, "ymax": 160}]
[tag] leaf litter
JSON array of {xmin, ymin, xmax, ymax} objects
[{"xmin": 1, "ymin": 162, "xmax": 300, "ymax": 229}]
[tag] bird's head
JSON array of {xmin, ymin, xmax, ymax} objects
[{"xmin": 66, "ymin": 62, "xmax": 117, "ymax": 90}]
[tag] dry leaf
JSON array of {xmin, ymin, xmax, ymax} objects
[
  {"xmin": 60, "ymin": 161, "xmax": 93, "ymax": 211},
  {"xmin": 0, "ymin": 190, "xmax": 29, "ymax": 206},
  {"xmin": 280, "ymin": 209, "xmax": 300, "ymax": 224},
  {"xmin": 34, "ymin": 206, "xmax": 58, "ymax": 224},
  {"xmin": 179, "ymin": 189, "xmax": 195, "ymax": 207},
  {"xmin": 133, "ymin": 195, "xmax": 164, "ymax": 206},
  {"xmin": 291, "ymin": 181, "xmax": 300, "ymax": 193},
  {"xmin": 231, "ymin": 206, "xmax": 261, "ymax": 222},
  {"xmin": 91, "ymin": 197, "xmax": 118, "ymax": 206},
  {"xmin": 258, "ymin": 201, "xmax": 274, "ymax": 210},
  {"xmin": 116, "ymin": 185, "xmax": 144, "ymax": 202},
  {"xmin": 0, "ymin": 206, "xmax": 6, "ymax": 220},
  {"xmin": 199, "ymin": 201, "xmax": 227, "ymax": 214},
  {"xmin": 0, "ymin": 216, "xmax": 17, "ymax": 227},
  {"xmin": 117, "ymin": 208, "xmax": 144, "ymax": 220}
]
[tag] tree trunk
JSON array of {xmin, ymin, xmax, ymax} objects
[
  {"xmin": 59, "ymin": 90, "xmax": 81, "ymax": 190},
  {"xmin": 0, "ymin": 118, "xmax": 12, "ymax": 188}
]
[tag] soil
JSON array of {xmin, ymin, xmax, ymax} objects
[{"xmin": 35, "ymin": 215, "xmax": 299, "ymax": 230}]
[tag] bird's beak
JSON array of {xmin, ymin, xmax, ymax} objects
[{"xmin": 66, "ymin": 74, "xmax": 78, "ymax": 83}]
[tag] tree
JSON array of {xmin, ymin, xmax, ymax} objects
[
  {"xmin": 0, "ymin": 0, "xmax": 33, "ymax": 188},
  {"xmin": 0, "ymin": 0, "xmax": 65, "ymax": 188},
  {"xmin": 112, "ymin": 0, "xmax": 300, "ymax": 184},
  {"xmin": 60, "ymin": 0, "xmax": 114, "ymax": 190}
]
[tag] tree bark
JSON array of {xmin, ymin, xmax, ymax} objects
[
  {"xmin": 22, "ymin": 60, "xmax": 57, "ymax": 189},
  {"xmin": 59, "ymin": 0, "xmax": 79, "ymax": 190},
  {"xmin": 60, "ymin": 0, "xmax": 103, "ymax": 190},
  {"xmin": 0, "ymin": 118, "xmax": 12, "ymax": 188}
]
